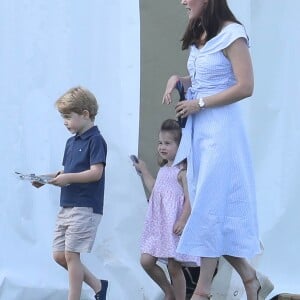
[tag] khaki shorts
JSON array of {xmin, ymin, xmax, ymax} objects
[{"xmin": 53, "ymin": 207, "xmax": 102, "ymax": 253}]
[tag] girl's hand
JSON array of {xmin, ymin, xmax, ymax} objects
[
  {"xmin": 132, "ymin": 158, "xmax": 147, "ymax": 175},
  {"xmin": 173, "ymin": 220, "xmax": 186, "ymax": 236},
  {"xmin": 175, "ymin": 99, "xmax": 200, "ymax": 118},
  {"xmin": 162, "ymin": 75, "xmax": 180, "ymax": 104},
  {"xmin": 132, "ymin": 158, "xmax": 156, "ymax": 193}
]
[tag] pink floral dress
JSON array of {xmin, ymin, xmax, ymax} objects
[{"xmin": 140, "ymin": 165, "xmax": 200, "ymax": 266}]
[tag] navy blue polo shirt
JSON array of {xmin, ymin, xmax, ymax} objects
[{"xmin": 60, "ymin": 125, "xmax": 107, "ymax": 214}]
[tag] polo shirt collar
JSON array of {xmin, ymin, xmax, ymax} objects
[{"xmin": 75, "ymin": 125, "xmax": 99, "ymax": 140}]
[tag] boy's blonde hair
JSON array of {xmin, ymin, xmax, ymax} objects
[{"xmin": 55, "ymin": 86, "xmax": 98, "ymax": 121}]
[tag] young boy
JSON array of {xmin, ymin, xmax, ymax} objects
[{"xmin": 33, "ymin": 86, "xmax": 108, "ymax": 300}]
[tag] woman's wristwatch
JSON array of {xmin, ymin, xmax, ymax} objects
[{"xmin": 198, "ymin": 98, "xmax": 206, "ymax": 110}]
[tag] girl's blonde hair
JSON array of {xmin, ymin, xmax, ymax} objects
[{"xmin": 55, "ymin": 86, "xmax": 98, "ymax": 121}]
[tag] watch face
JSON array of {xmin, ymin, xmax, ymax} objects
[{"xmin": 199, "ymin": 98, "xmax": 205, "ymax": 108}]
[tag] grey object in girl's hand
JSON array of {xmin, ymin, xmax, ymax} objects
[
  {"xmin": 130, "ymin": 155, "xmax": 142, "ymax": 175},
  {"xmin": 130, "ymin": 155, "xmax": 139, "ymax": 163}
]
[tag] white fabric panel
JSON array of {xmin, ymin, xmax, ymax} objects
[
  {"xmin": 0, "ymin": 1, "xmax": 158, "ymax": 299},
  {"xmin": 224, "ymin": 0, "xmax": 300, "ymax": 298},
  {"xmin": 249, "ymin": 0, "xmax": 300, "ymax": 296}
]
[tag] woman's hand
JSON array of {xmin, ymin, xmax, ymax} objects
[
  {"xmin": 162, "ymin": 75, "xmax": 180, "ymax": 104},
  {"xmin": 175, "ymin": 99, "xmax": 200, "ymax": 118}
]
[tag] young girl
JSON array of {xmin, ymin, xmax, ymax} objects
[{"xmin": 133, "ymin": 119, "xmax": 200, "ymax": 300}]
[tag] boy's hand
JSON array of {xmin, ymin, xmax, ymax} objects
[{"xmin": 49, "ymin": 174, "xmax": 70, "ymax": 187}]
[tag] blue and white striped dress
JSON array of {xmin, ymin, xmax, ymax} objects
[{"xmin": 175, "ymin": 23, "xmax": 261, "ymax": 258}]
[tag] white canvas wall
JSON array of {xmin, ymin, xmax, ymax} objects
[
  {"xmin": 0, "ymin": 1, "xmax": 154, "ymax": 299},
  {"xmin": 229, "ymin": 0, "xmax": 300, "ymax": 296}
]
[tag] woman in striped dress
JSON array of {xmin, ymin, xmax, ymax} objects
[{"xmin": 162, "ymin": 0, "xmax": 274, "ymax": 299}]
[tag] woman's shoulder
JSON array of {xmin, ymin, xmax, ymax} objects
[
  {"xmin": 223, "ymin": 21, "xmax": 233, "ymax": 27},
  {"xmin": 201, "ymin": 22, "xmax": 248, "ymax": 53},
  {"xmin": 220, "ymin": 22, "xmax": 248, "ymax": 39},
  {"xmin": 217, "ymin": 22, "xmax": 246, "ymax": 40}
]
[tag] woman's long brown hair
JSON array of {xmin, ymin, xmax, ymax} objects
[{"xmin": 181, "ymin": 0, "xmax": 242, "ymax": 50}]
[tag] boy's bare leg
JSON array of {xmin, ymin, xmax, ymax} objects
[
  {"xmin": 53, "ymin": 251, "xmax": 102, "ymax": 295},
  {"xmin": 65, "ymin": 251, "xmax": 84, "ymax": 300},
  {"xmin": 82, "ymin": 264, "xmax": 102, "ymax": 292}
]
